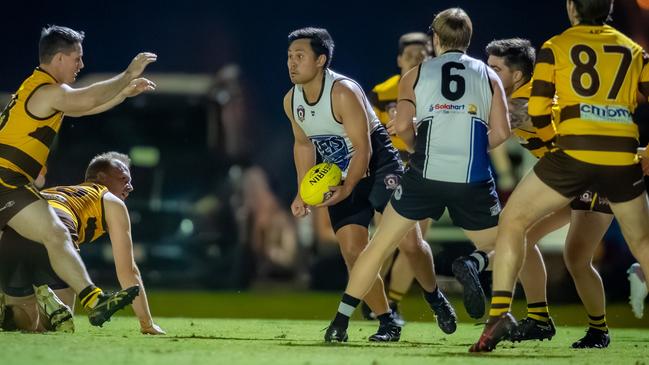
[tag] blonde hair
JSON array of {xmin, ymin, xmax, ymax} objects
[{"xmin": 430, "ymin": 8, "xmax": 472, "ymax": 51}]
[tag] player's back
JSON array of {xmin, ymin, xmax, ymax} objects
[
  {"xmin": 42, "ymin": 183, "xmax": 109, "ymax": 245},
  {"xmin": 530, "ymin": 25, "xmax": 649, "ymax": 165},
  {"xmin": 412, "ymin": 52, "xmax": 493, "ymax": 183}
]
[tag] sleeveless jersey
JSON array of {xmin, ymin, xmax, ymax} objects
[
  {"xmin": 0, "ymin": 68, "xmax": 64, "ymax": 181},
  {"xmin": 370, "ymin": 74, "xmax": 409, "ymax": 151},
  {"xmin": 511, "ymin": 81, "xmax": 554, "ymax": 158},
  {"xmin": 292, "ymin": 69, "xmax": 381, "ymax": 177},
  {"xmin": 411, "ymin": 51, "xmax": 494, "ymax": 183},
  {"xmin": 529, "ymin": 24, "xmax": 649, "ymax": 166},
  {"xmin": 42, "ymin": 183, "xmax": 109, "ymax": 245}
]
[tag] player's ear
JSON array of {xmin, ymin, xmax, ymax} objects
[
  {"xmin": 512, "ymin": 70, "xmax": 524, "ymax": 85},
  {"xmin": 397, "ymin": 54, "xmax": 403, "ymax": 69},
  {"xmin": 316, "ymin": 54, "xmax": 327, "ymax": 68}
]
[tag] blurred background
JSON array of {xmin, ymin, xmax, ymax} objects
[{"xmin": 1, "ymin": 0, "xmax": 648, "ymax": 321}]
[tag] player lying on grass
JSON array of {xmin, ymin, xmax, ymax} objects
[{"xmin": 0, "ymin": 152, "xmax": 164, "ymax": 334}]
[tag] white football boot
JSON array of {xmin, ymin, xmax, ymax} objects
[
  {"xmin": 627, "ymin": 263, "xmax": 647, "ymax": 319},
  {"xmin": 34, "ymin": 285, "xmax": 75, "ymax": 333}
]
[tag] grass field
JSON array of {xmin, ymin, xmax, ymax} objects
[{"xmin": 1, "ymin": 291, "xmax": 648, "ymax": 365}]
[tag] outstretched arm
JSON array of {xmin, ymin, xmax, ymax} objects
[
  {"xmin": 66, "ymin": 78, "xmax": 156, "ymax": 117},
  {"xmin": 29, "ymin": 52, "xmax": 157, "ymax": 117},
  {"xmin": 104, "ymin": 192, "xmax": 165, "ymax": 335},
  {"xmin": 487, "ymin": 67, "xmax": 511, "ymax": 149}
]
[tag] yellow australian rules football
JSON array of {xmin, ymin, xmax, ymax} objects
[{"xmin": 299, "ymin": 162, "xmax": 342, "ymax": 205}]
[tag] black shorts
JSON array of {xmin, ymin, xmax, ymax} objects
[
  {"xmin": 328, "ymin": 164, "xmax": 403, "ymax": 233},
  {"xmin": 0, "ymin": 167, "xmax": 43, "ymax": 229},
  {"xmin": 0, "ymin": 227, "xmax": 68, "ymax": 297},
  {"xmin": 390, "ymin": 168, "xmax": 501, "ymax": 230},
  {"xmin": 534, "ymin": 150, "xmax": 645, "ymax": 203},
  {"xmin": 570, "ymin": 188, "xmax": 613, "ymax": 214}
]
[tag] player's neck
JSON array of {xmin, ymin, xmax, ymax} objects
[
  {"xmin": 301, "ymin": 69, "xmax": 325, "ymax": 103},
  {"xmin": 38, "ymin": 64, "xmax": 61, "ymax": 83}
]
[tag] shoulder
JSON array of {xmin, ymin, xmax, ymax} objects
[
  {"xmin": 102, "ymin": 192, "xmax": 127, "ymax": 212},
  {"xmin": 332, "ymin": 78, "xmax": 363, "ymax": 99}
]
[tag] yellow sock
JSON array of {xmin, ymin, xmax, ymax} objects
[
  {"xmin": 388, "ymin": 290, "xmax": 405, "ymax": 304},
  {"xmin": 80, "ymin": 287, "xmax": 102, "ymax": 309},
  {"xmin": 527, "ymin": 301, "xmax": 550, "ymax": 322},
  {"xmin": 588, "ymin": 314, "xmax": 608, "ymax": 333},
  {"xmin": 489, "ymin": 291, "xmax": 513, "ymax": 319}
]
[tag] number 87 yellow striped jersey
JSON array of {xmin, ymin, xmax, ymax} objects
[{"xmin": 529, "ymin": 24, "xmax": 649, "ymax": 166}]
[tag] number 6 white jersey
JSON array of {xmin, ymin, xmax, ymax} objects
[{"xmin": 411, "ymin": 51, "xmax": 494, "ymax": 183}]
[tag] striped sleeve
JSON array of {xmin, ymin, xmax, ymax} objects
[
  {"xmin": 639, "ymin": 49, "xmax": 649, "ymax": 101},
  {"xmin": 528, "ymin": 43, "xmax": 557, "ymax": 142}
]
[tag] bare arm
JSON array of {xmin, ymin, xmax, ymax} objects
[
  {"xmin": 283, "ymin": 90, "xmax": 316, "ymax": 217},
  {"xmin": 318, "ymin": 80, "xmax": 371, "ymax": 207},
  {"xmin": 28, "ymin": 52, "xmax": 157, "ymax": 117},
  {"xmin": 104, "ymin": 192, "xmax": 164, "ymax": 335},
  {"xmin": 393, "ymin": 67, "xmax": 418, "ymax": 152},
  {"xmin": 487, "ymin": 68, "xmax": 511, "ymax": 149},
  {"xmin": 66, "ymin": 78, "xmax": 156, "ymax": 117}
]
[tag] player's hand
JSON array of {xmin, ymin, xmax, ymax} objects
[
  {"xmin": 141, "ymin": 322, "xmax": 166, "ymax": 335},
  {"xmin": 317, "ymin": 184, "xmax": 351, "ymax": 208},
  {"xmin": 291, "ymin": 195, "xmax": 310, "ymax": 218},
  {"xmin": 122, "ymin": 78, "xmax": 156, "ymax": 97},
  {"xmin": 126, "ymin": 52, "xmax": 157, "ymax": 78},
  {"xmin": 386, "ymin": 119, "xmax": 397, "ymax": 136}
]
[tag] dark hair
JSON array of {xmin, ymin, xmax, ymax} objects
[
  {"xmin": 85, "ymin": 151, "xmax": 131, "ymax": 181},
  {"xmin": 485, "ymin": 38, "xmax": 536, "ymax": 83},
  {"xmin": 571, "ymin": 0, "xmax": 613, "ymax": 25},
  {"xmin": 398, "ymin": 32, "xmax": 428, "ymax": 55},
  {"xmin": 39, "ymin": 25, "xmax": 85, "ymax": 64},
  {"xmin": 287, "ymin": 27, "xmax": 335, "ymax": 68}
]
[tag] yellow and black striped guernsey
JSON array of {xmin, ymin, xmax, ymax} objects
[
  {"xmin": 529, "ymin": 24, "xmax": 649, "ymax": 166},
  {"xmin": 370, "ymin": 75, "xmax": 408, "ymax": 151},
  {"xmin": 0, "ymin": 68, "xmax": 64, "ymax": 180},
  {"xmin": 42, "ymin": 183, "xmax": 109, "ymax": 245},
  {"xmin": 511, "ymin": 81, "xmax": 554, "ymax": 158}
]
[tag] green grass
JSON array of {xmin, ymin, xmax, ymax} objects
[
  {"xmin": 2, "ymin": 291, "xmax": 648, "ymax": 365},
  {"xmin": 2, "ymin": 317, "xmax": 648, "ymax": 365}
]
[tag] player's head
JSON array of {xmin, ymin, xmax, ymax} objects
[
  {"xmin": 486, "ymin": 38, "xmax": 535, "ymax": 95},
  {"xmin": 567, "ymin": 0, "xmax": 613, "ymax": 26},
  {"xmin": 287, "ymin": 27, "xmax": 334, "ymax": 84},
  {"xmin": 39, "ymin": 25, "xmax": 85, "ymax": 84},
  {"xmin": 85, "ymin": 152, "xmax": 133, "ymax": 201},
  {"xmin": 397, "ymin": 32, "xmax": 429, "ymax": 75},
  {"xmin": 428, "ymin": 8, "xmax": 472, "ymax": 56}
]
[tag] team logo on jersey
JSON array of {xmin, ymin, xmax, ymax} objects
[
  {"xmin": 297, "ymin": 105, "xmax": 305, "ymax": 122},
  {"xmin": 429, "ymin": 103, "xmax": 467, "ymax": 113},
  {"xmin": 310, "ymin": 135, "xmax": 351, "ymax": 172},
  {"xmin": 468, "ymin": 104, "xmax": 477, "ymax": 115},
  {"xmin": 383, "ymin": 174, "xmax": 400, "ymax": 190},
  {"xmin": 394, "ymin": 185, "xmax": 403, "ymax": 201}
]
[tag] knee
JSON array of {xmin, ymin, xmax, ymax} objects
[
  {"xmin": 40, "ymin": 223, "xmax": 71, "ymax": 248},
  {"xmin": 340, "ymin": 242, "xmax": 365, "ymax": 267},
  {"xmin": 399, "ymin": 237, "xmax": 426, "ymax": 257},
  {"xmin": 563, "ymin": 247, "xmax": 591, "ymax": 275}
]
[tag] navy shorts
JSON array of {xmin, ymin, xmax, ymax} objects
[{"xmin": 390, "ymin": 168, "xmax": 501, "ymax": 230}]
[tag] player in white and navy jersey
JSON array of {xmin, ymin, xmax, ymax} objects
[
  {"xmin": 283, "ymin": 27, "xmax": 456, "ymax": 343},
  {"xmin": 325, "ymin": 8, "xmax": 510, "ymax": 338}
]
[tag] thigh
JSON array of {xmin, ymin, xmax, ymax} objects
[
  {"xmin": 609, "ymin": 193, "xmax": 649, "ymax": 244},
  {"xmin": 0, "ymin": 183, "xmax": 43, "ymax": 230},
  {"xmin": 447, "ymin": 179, "xmax": 500, "ymax": 230},
  {"xmin": 564, "ymin": 210, "xmax": 614, "ymax": 261},
  {"xmin": 501, "ymin": 168, "xmax": 572, "ymax": 228},
  {"xmin": 8, "ymin": 200, "xmax": 67, "ymax": 244},
  {"xmin": 526, "ymin": 204, "xmax": 572, "ymax": 246}
]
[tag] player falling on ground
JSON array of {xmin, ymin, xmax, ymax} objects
[
  {"xmin": 487, "ymin": 38, "xmax": 621, "ymax": 348},
  {"xmin": 284, "ymin": 27, "xmax": 456, "ymax": 343},
  {"xmin": 0, "ymin": 25, "xmax": 156, "ymax": 327},
  {"xmin": 471, "ymin": 0, "xmax": 649, "ymax": 352},
  {"xmin": 325, "ymin": 7, "xmax": 511, "ymax": 342},
  {"xmin": 365, "ymin": 31, "xmax": 430, "ymax": 325},
  {"xmin": 0, "ymin": 152, "xmax": 165, "ymax": 334}
]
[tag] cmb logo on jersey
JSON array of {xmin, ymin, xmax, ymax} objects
[
  {"xmin": 310, "ymin": 135, "xmax": 351, "ymax": 172},
  {"xmin": 579, "ymin": 103, "xmax": 632, "ymax": 124}
]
